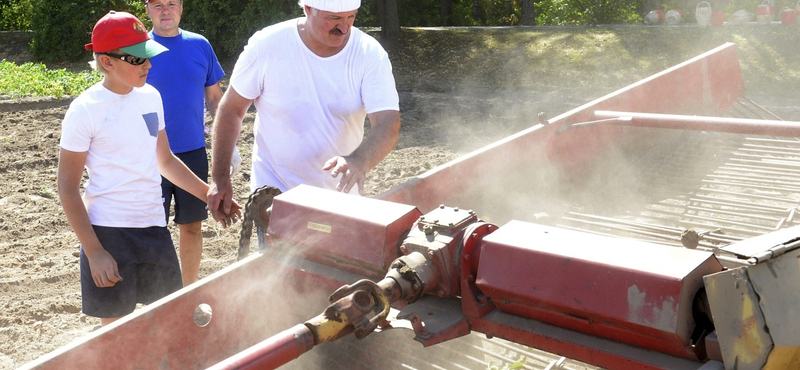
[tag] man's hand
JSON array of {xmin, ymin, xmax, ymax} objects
[
  {"xmin": 208, "ymin": 177, "xmax": 241, "ymax": 226},
  {"xmin": 323, "ymin": 156, "xmax": 365, "ymax": 194},
  {"xmin": 87, "ymin": 249, "xmax": 122, "ymax": 288}
]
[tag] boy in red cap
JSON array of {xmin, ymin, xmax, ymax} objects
[{"xmin": 57, "ymin": 11, "xmax": 241, "ymax": 326}]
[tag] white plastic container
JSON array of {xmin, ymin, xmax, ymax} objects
[{"xmin": 696, "ymin": 1, "xmax": 712, "ymax": 26}]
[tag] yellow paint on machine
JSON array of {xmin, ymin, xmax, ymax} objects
[
  {"xmin": 734, "ymin": 293, "xmax": 768, "ymax": 365},
  {"xmin": 763, "ymin": 347, "xmax": 800, "ymax": 370}
]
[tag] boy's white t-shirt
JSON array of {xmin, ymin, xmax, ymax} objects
[
  {"xmin": 230, "ymin": 19, "xmax": 400, "ymax": 193},
  {"xmin": 60, "ymin": 83, "xmax": 167, "ymax": 228}
]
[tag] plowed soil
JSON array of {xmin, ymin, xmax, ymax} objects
[{"xmin": 2, "ymin": 26, "xmax": 798, "ymax": 369}]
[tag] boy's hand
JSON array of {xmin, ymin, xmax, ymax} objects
[
  {"xmin": 217, "ymin": 199, "xmax": 243, "ymax": 228},
  {"xmin": 87, "ymin": 249, "xmax": 122, "ymax": 288}
]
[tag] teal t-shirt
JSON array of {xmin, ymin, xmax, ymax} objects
[{"xmin": 147, "ymin": 29, "xmax": 225, "ymax": 154}]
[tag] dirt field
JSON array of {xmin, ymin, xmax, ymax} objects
[{"xmin": 1, "ymin": 25, "xmax": 798, "ymax": 369}]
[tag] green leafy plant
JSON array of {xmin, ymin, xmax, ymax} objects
[
  {"xmin": 0, "ymin": 0, "xmax": 34, "ymax": 30},
  {"xmin": 0, "ymin": 61, "xmax": 101, "ymax": 98},
  {"xmin": 30, "ymin": 0, "xmax": 134, "ymax": 62},
  {"xmin": 488, "ymin": 361, "xmax": 526, "ymax": 370},
  {"xmin": 39, "ymin": 187, "xmax": 54, "ymax": 198}
]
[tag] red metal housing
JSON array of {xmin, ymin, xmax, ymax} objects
[
  {"xmin": 475, "ymin": 220, "xmax": 724, "ymax": 360},
  {"xmin": 268, "ymin": 184, "xmax": 423, "ymax": 279}
]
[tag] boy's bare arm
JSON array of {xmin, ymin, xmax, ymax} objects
[
  {"xmin": 155, "ymin": 131, "xmax": 242, "ymax": 226},
  {"xmin": 57, "ymin": 148, "xmax": 122, "ymax": 287}
]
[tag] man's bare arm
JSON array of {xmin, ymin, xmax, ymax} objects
[
  {"xmin": 204, "ymin": 82, "xmax": 224, "ymax": 119},
  {"xmin": 323, "ymin": 109, "xmax": 401, "ymax": 194},
  {"xmin": 208, "ymin": 86, "xmax": 253, "ymax": 220}
]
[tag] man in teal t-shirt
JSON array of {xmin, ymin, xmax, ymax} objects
[{"xmin": 145, "ymin": 0, "xmax": 227, "ymax": 286}]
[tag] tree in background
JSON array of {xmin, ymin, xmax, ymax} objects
[
  {"xmin": 375, "ymin": 0, "xmax": 401, "ymax": 43},
  {"xmin": 535, "ymin": 0, "xmax": 641, "ymax": 25},
  {"xmin": 521, "ymin": 0, "xmax": 536, "ymax": 25},
  {"xmin": 15, "ymin": 0, "xmax": 708, "ymax": 63},
  {"xmin": 30, "ymin": 0, "xmax": 135, "ymax": 62},
  {"xmin": 473, "ymin": 0, "xmax": 486, "ymax": 24},
  {"xmin": 180, "ymin": 0, "xmax": 300, "ymax": 60},
  {"xmin": 0, "ymin": 0, "xmax": 33, "ymax": 30}
]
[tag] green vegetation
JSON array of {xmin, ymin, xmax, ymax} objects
[
  {"xmin": 0, "ymin": 0, "xmax": 33, "ymax": 30},
  {"xmin": 39, "ymin": 187, "xmax": 54, "ymax": 198},
  {"xmin": 29, "ymin": 0, "xmax": 143, "ymax": 62},
  {"xmin": 390, "ymin": 26, "xmax": 800, "ymax": 98},
  {"xmin": 488, "ymin": 361, "xmax": 526, "ymax": 370},
  {"xmin": 0, "ymin": 61, "xmax": 101, "ymax": 98},
  {"xmin": 2, "ymin": 24, "xmax": 800, "ymax": 100}
]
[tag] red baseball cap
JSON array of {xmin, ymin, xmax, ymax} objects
[{"xmin": 85, "ymin": 11, "xmax": 167, "ymax": 58}]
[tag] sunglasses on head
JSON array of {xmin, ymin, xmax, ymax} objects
[{"xmin": 99, "ymin": 52, "xmax": 148, "ymax": 66}]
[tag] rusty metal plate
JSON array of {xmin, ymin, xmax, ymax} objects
[
  {"xmin": 744, "ymin": 249, "xmax": 800, "ymax": 369},
  {"xmin": 704, "ymin": 267, "xmax": 772, "ymax": 369},
  {"xmin": 705, "ymin": 248, "xmax": 800, "ymax": 369}
]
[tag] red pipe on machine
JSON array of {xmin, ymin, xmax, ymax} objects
[
  {"xmin": 592, "ymin": 110, "xmax": 800, "ymax": 137},
  {"xmin": 205, "ymin": 324, "xmax": 315, "ymax": 370}
]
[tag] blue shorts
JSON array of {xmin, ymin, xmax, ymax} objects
[
  {"xmin": 80, "ymin": 226, "xmax": 182, "ymax": 318},
  {"xmin": 162, "ymin": 147, "xmax": 209, "ymax": 225}
]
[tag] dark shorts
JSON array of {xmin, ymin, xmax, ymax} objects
[
  {"xmin": 80, "ymin": 226, "xmax": 182, "ymax": 318},
  {"xmin": 162, "ymin": 147, "xmax": 209, "ymax": 225}
]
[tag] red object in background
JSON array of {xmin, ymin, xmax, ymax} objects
[
  {"xmin": 756, "ymin": 1, "xmax": 774, "ymax": 15},
  {"xmin": 756, "ymin": 0, "xmax": 774, "ymax": 24},
  {"xmin": 781, "ymin": 8, "xmax": 796, "ymax": 24},
  {"xmin": 711, "ymin": 11, "xmax": 725, "ymax": 25},
  {"xmin": 644, "ymin": 9, "xmax": 664, "ymax": 24}
]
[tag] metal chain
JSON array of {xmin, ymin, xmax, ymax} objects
[
  {"xmin": 237, "ymin": 185, "xmax": 281, "ymax": 261},
  {"xmin": 237, "ymin": 189, "xmax": 259, "ymax": 261}
]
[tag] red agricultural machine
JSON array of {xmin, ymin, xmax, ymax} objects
[{"xmin": 21, "ymin": 43, "xmax": 800, "ymax": 370}]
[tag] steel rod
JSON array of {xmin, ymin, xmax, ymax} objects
[
  {"xmin": 735, "ymin": 99, "xmax": 771, "ymax": 120},
  {"xmin": 680, "ymin": 214, "xmax": 774, "ymax": 232},
  {"xmin": 718, "ymin": 165, "xmax": 800, "ymax": 178},
  {"xmin": 706, "ymin": 174, "xmax": 800, "ymax": 188},
  {"xmin": 561, "ymin": 216, "xmax": 683, "ymax": 242},
  {"xmin": 741, "ymin": 96, "xmax": 784, "ymax": 120},
  {"xmin": 746, "ymin": 137, "xmax": 800, "ymax": 144},
  {"xmin": 732, "ymin": 152, "xmax": 800, "ymax": 165},
  {"xmin": 702, "ymin": 179, "xmax": 800, "ymax": 193},
  {"xmin": 689, "ymin": 196, "xmax": 789, "ymax": 213},
  {"xmin": 556, "ymin": 224, "xmax": 681, "ymax": 247},
  {"xmin": 567, "ymin": 212, "xmax": 684, "ymax": 233},
  {"xmin": 729, "ymin": 157, "xmax": 800, "ymax": 168},
  {"xmin": 593, "ymin": 110, "xmax": 800, "ymax": 137},
  {"xmin": 724, "ymin": 162, "xmax": 800, "ymax": 173},
  {"xmin": 698, "ymin": 187, "xmax": 800, "ymax": 203},
  {"xmin": 728, "ymin": 104, "xmax": 753, "ymax": 119},
  {"xmin": 737, "ymin": 148, "xmax": 800, "ymax": 157},
  {"xmin": 686, "ymin": 205, "xmax": 780, "ymax": 222},
  {"xmin": 206, "ymin": 324, "xmax": 315, "ymax": 370},
  {"xmin": 741, "ymin": 143, "xmax": 800, "ymax": 152}
]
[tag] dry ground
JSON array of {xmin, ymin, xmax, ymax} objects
[{"xmin": 1, "ymin": 25, "xmax": 799, "ymax": 369}]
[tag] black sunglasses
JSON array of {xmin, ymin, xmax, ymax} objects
[{"xmin": 99, "ymin": 52, "xmax": 148, "ymax": 66}]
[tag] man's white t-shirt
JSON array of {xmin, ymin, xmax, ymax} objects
[
  {"xmin": 60, "ymin": 83, "xmax": 167, "ymax": 228},
  {"xmin": 230, "ymin": 18, "xmax": 400, "ymax": 193}
]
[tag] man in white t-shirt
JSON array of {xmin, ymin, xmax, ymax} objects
[{"xmin": 207, "ymin": 0, "xmax": 401, "ymax": 221}]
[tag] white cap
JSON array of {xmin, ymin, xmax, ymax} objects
[{"xmin": 302, "ymin": 0, "xmax": 361, "ymax": 12}]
